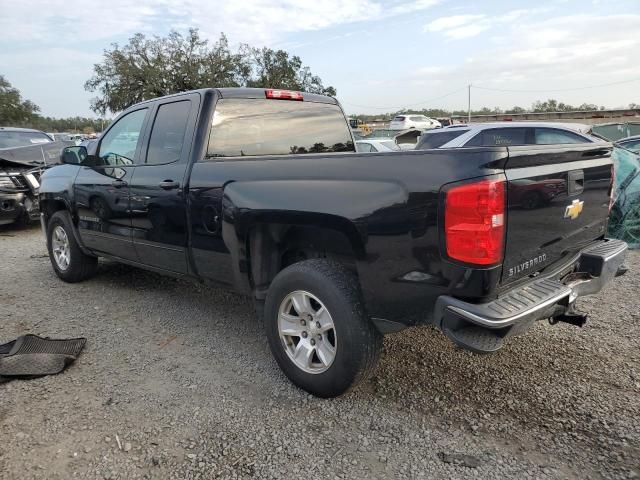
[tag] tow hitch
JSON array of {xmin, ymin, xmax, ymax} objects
[{"xmin": 549, "ymin": 311, "xmax": 589, "ymax": 328}]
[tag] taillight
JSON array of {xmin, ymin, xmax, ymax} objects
[
  {"xmin": 445, "ymin": 178, "xmax": 506, "ymax": 265},
  {"xmin": 265, "ymin": 89, "xmax": 303, "ymax": 101}
]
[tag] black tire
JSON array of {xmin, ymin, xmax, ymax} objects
[
  {"xmin": 46, "ymin": 211, "xmax": 98, "ymax": 283},
  {"xmin": 264, "ymin": 259, "xmax": 382, "ymax": 397}
]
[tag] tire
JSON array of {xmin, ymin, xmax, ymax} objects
[
  {"xmin": 46, "ymin": 211, "xmax": 98, "ymax": 283},
  {"xmin": 264, "ymin": 259, "xmax": 382, "ymax": 397}
]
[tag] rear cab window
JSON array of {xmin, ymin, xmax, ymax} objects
[{"xmin": 207, "ymin": 99, "xmax": 354, "ymax": 157}]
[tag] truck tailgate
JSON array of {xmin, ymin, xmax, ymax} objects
[{"xmin": 502, "ymin": 144, "xmax": 613, "ymax": 285}]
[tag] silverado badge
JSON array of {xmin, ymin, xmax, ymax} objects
[{"xmin": 564, "ymin": 199, "xmax": 584, "ymax": 220}]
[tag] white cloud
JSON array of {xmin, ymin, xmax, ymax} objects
[
  {"xmin": 0, "ymin": 0, "xmax": 440, "ymax": 45},
  {"xmin": 425, "ymin": 14, "xmax": 485, "ymax": 32},
  {"xmin": 411, "ymin": 13, "xmax": 640, "ymax": 108},
  {"xmin": 424, "ymin": 9, "xmax": 547, "ymax": 40}
]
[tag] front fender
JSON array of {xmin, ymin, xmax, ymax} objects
[{"xmin": 39, "ymin": 164, "xmax": 81, "ymax": 216}]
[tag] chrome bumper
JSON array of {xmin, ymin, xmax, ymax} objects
[{"xmin": 435, "ymin": 239, "xmax": 628, "ymax": 353}]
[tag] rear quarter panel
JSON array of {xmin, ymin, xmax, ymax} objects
[{"xmin": 189, "ymin": 148, "xmax": 508, "ymax": 325}]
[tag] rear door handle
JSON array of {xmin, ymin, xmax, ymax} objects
[
  {"xmin": 111, "ymin": 180, "xmax": 127, "ymax": 188},
  {"xmin": 159, "ymin": 180, "xmax": 180, "ymax": 190}
]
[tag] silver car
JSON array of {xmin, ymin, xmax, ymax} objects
[
  {"xmin": 355, "ymin": 139, "xmax": 401, "ymax": 153},
  {"xmin": 415, "ymin": 122, "xmax": 602, "ymax": 149}
]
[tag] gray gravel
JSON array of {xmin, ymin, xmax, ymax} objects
[{"xmin": 1, "ymin": 225, "xmax": 638, "ymax": 479}]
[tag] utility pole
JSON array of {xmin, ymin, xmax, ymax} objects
[{"xmin": 467, "ymin": 84, "xmax": 472, "ymax": 123}]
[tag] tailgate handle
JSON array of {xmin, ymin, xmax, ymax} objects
[{"xmin": 568, "ymin": 170, "xmax": 584, "ymax": 195}]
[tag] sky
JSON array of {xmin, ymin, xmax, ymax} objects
[{"xmin": 1, "ymin": 0, "xmax": 639, "ymax": 118}]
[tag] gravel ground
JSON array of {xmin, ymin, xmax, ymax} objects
[{"xmin": 0, "ymin": 225, "xmax": 638, "ymax": 480}]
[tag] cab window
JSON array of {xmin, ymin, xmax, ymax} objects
[
  {"xmin": 146, "ymin": 100, "xmax": 192, "ymax": 164},
  {"xmin": 207, "ymin": 99, "xmax": 354, "ymax": 157},
  {"xmin": 98, "ymin": 109, "xmax": 147, "ymax": 165}
]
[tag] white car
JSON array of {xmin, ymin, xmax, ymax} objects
[
  {"xmin": 389, "ymin": 115, "xmax": 441, "ymax": 131},
  {"xmin": 415, "ymin": 122, "xmax": 601, "ymax": 149},
  {"xmin": 355, "ymin": 139, "xmax": 400, "ymax": 153}
]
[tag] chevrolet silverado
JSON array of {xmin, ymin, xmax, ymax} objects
[{"xmin": 39, "ymin": 88, "xmax": 627, "ymax": 397}]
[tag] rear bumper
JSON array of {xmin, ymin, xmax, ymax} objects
[{"xmin": 434, "ymin": 238, "xmax": 627, "ymax": 352}]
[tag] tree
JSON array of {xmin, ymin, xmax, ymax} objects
[
  {"xmin": 0, "ymin": 75, "xmax": 40, "ymax": 124},
  {"xmin": 247, "ymin": 47, "xmax": 336, "ymax": 96},
  {"xmin": 85, "ymin": 29, "xmax": 336, "ymax": 115}
]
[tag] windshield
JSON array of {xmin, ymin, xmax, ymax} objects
[{"xmin": 0, "ymin": 131, "xmax": 52, "ymax": 148}]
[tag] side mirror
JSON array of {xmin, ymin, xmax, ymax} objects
[{"xmin": 61, "ymin": 146, "xmax": 88, "ymax": 165}]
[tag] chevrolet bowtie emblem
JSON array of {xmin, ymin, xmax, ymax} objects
[{"xmin": 564, "ymin": 199, "xmax": 584, "ymax": 220}]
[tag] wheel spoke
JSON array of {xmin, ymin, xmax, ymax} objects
[
  {"xmin": 293, "ymin": 340, "xmax": 314, "ymax": 368},
  {"xmin": 290, "ymin": 291, "xmax": 313, "ymax": 315},
  {"xmin": 315, "ymin": 307, "xmax": 334, "ymax": 333},
  {"xmin": 315, "ymin": 341, "xmax": 335, "ymax": 366},
  {"xmin": 279, "ymin": 313, "xmax": 304, "ymax": 336}
]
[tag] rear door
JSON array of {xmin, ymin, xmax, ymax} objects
[
  {"xmin": 129, "ymin": 94, "xmax": 199, "ymax": 273},
  {"xmin": 502, "ymin": 143, "xmax": 612, "ymax": 285}
]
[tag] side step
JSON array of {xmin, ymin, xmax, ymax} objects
[{"xmin": 443, "ymin": 326, "xmax": 504, "ymax": 354}]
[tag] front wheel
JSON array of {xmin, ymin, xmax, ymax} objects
[
  {"xmin": 46, "ymin": 211, "xmax": 98, "ymax": 283},
  {"xmin": 264, "ymin": 259, "xmax": 382, "ymax": 397}
]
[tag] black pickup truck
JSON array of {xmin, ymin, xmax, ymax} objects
[{"xmin": 39, "ymin": 88, "xmax": 627, "ymax": 397}]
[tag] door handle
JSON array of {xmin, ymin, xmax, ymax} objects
[
  {"xmin": 111, "ymin": 180, "xmax": 127, "ymax": 188},
  {"xmin": 159, "ymin": 180, "xmax": 180, "ymax": 190}
]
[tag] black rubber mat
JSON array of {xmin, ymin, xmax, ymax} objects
[{"xmin": 0, "ymin": 335, "xmax": 86, "ymax": 378}]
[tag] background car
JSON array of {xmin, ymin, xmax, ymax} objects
[
  {"xmin": 389, "ymin": 115, "xmax": 441, "ymax": 130},
  {"xmin": 616, "ymin": 135, "xmax": 640, "ymax": 154},
  {"xmin": 355, "ymin": 139, "xmax": 400, "ymax": 152},
  {"xmin": 0, "ymin": 127, "xmax": 53, "ymax": 148},
  {"xmin": 415, "ymin": 122, "xmax": 600, "ymax": 149}
]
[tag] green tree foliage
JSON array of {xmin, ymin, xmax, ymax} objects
[
  {"xmin": 0, "ymin": 75, "xmax": 40, "ymax": 124},
  {"xmin": 247, "ymin": 47, "xmax": 336, "ymax": 96},
  {"xmin": 85, "ymin": 29, "xmax": 336, "ymax": 115}
]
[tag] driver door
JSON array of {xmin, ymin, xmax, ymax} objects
[{"xmin": 75, "ymin": 108, "xmax": 149, "ymax": 261}]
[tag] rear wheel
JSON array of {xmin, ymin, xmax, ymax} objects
[
  {"xmin": 264, "ymin": 259, "xmax": 382, "ymax": 397},
  {"xmin": 47, "ymin": 211, "xmax": 98, "ymax": 282}
]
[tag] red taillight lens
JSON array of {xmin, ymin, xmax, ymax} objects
[
  {"xmin": 265, "ymin": 89, "xmax": 303, "ymax": 101},
  {"xmin": 445, "ymin": 178, "xmax": 506, "ymax": 265}
]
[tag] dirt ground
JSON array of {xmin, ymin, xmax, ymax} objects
[{"xmin": 0, "ymin": 225, "xmax": 638, "ymax": 480}]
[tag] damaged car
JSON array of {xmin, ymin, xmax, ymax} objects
[
  {"xmin": 610, "ymin": 145, "xmax": 640, "ymax": 249},
  {"xmin": 0, "ymin": 127, "xmax": 67, "ymax": 226}
]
